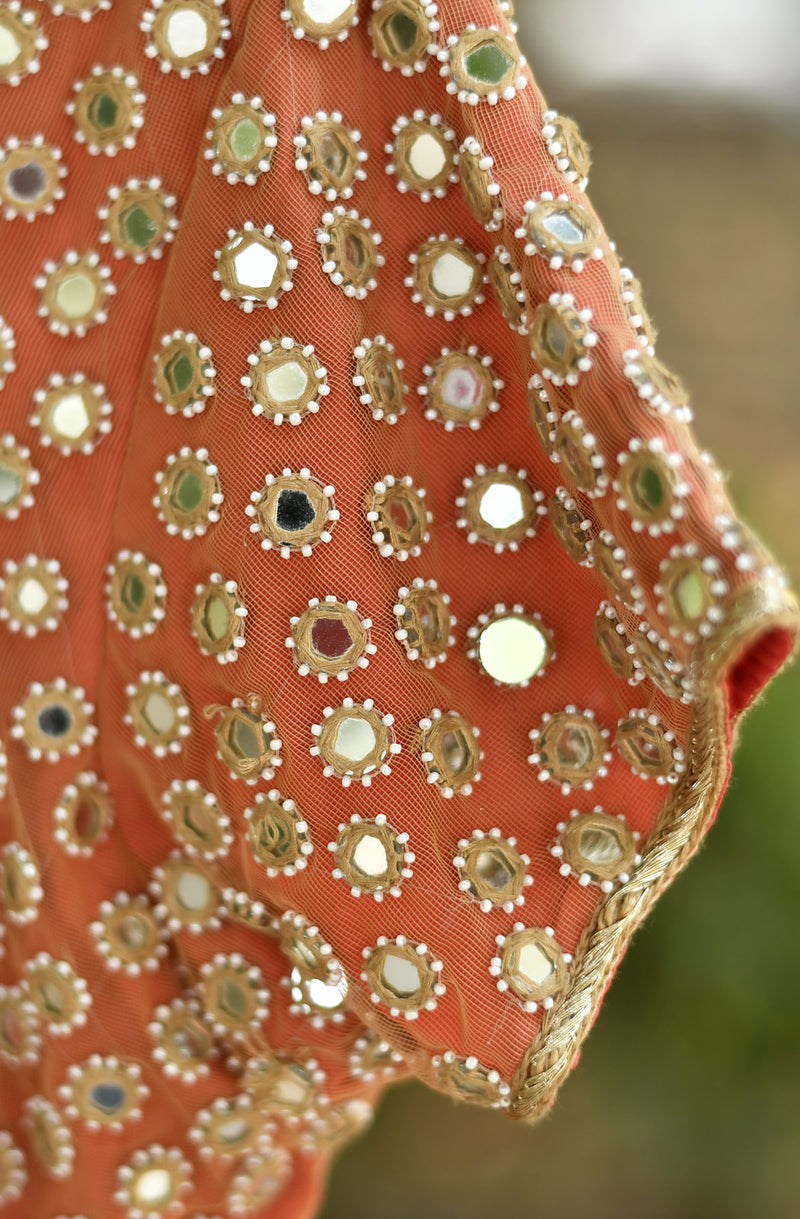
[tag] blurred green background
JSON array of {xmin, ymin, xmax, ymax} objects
[{"xmin": 322, "ymin": 6, "xmax": 800, "ymax": 1216}]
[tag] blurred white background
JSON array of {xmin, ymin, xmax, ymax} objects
[{"xmin": 522, "ymin": 0, "xmax": 800, "ymax": 115}]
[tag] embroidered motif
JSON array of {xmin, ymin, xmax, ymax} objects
[
  {"xmin": 191, "ymin": 573, "xmax": 246, "ymax": 662},
  {"xmin": 440, "ymin": 25, "xmax": 526, "ymax": 106},
  {"xmin": 393, "ymin": 578, "xmax": 454, "ymax": 666},
  {"xmin": 297, "ymin": 1097, "xmax": 374, "ymax": 1151},
  {"xmin": 329, "ymin": 813, "xmax": 413, "ymax": 899},
  {"xmin": 517, "ymin": 192, "xmax": 602, "ymax": 271},
  {"xmin": 620, "ymin": 265, "xmax": 657, "ymax": 347},
  {"xmin": 541, "ymin": 109, "xmax": 591, "ymax": 189},
  {"xmin": 387, "ymin": 111, "xmax": 457, "ymax": 199},
  {"xmin": 552, "ymin": 808, "xmax": 640, "ymax": 892},
  {"xmin": 205, "ymin": 693, "xmax": 281, "ymax": 783},
  {"xmin": 246, "ymin": 468, "xmax": 338, "ymax": 556},
  {"xmin": 106, "ymin": 551, "xmax": 166, "ymax": 638},
  {"xmin": 349, "ymin": 1029, "xmax": 404, "ymax": 1080},
  {"xmin": 459, "ymin": 136, "xmax": 502, "ymax": 230},
  {"xmin": 11, "ymin": 679, "xmax": 96, "ymax": 760},
  {"xmin": 22, "ymin": 1097, "xmax": 74, "ymax": 1180},
  {"xmin": 0, "ymin": 555, "xmax": 67, "ymax": 634},
  {"xmin": 0, "ymin": 985, "xmax": 40, "ymax": 1064},
  {"xmin": 368, "ymin": 0, "xmax": 437, "ymax": 75},
  {"xmin": 23, "ymin": 953, "xmax": 92, "ymax": 1034},
  {"xmin": 591, "ymin": 530, "xmax": 646, "ymax": 611},
  {"xmin": 197, "ymin": 952, "xmax": 270, "ymax": 1039},
  {"xmin": 454, "ymin": 829, "xmax": 532, "ymax": 912},
  {"xmin": 149, "ymin": 998, "xmax": 216, "ymax": 1082},
  {"xmin": 311, "ymin": 698, "xmax": 400, "ymax": 786},
  {"xmin": 418, "ymin": 710, "xmax": 482, "ymax": 796},
  {"xmin": 593, "ymin": 601, "xmax": 645, "ymax": 685},
  {"xmin": 530, "ymin": 292, "xmax": 597, "ymax": 385},
  {"xmin": 98, "ymin": 178, "xmax": 178, "ymax": 261},
  {"xmin": 43, "ymin": 0, "xmax": 111, "ymax": 18},
  {"xmin": 153, "ymin": 330, "xmax": 216, "ymax": 416},
  {"xmin": 456, "ymin": 464, "xmax": 544, "ymax": 550},
  {"xmin": 0, "ymin": 1131, "xmax": 26, "ymax": 1206},
  {"xmin": 490, "ymin": 925, "xmax": 570, "ymax": 1012},
  {"xmin": 282, "ymin": 0, "xmax": 358, "ymax": 48},
  {"xmin": 0, "ymin": 136, "xmax": 66, "ymax": 220},
  {"xmin": 227, "ymin": 1146, "xmax": 291, "ymax": 1217},
  {"xmin": 288, "ymin": 959, "xmax": 349, "ymax": 1026},
  {"xmin": 0, "ymin": 3, "xmax": 47, "ymax": 87},
  {"xmin": 527, "ymin": 372, "xmax": 557, "ymax": 455},
  {"xmin": 160, "ymin": 780, "xmax": 232, "ymax": 859},
  {"xmin": 366, "ymin": 474, "xmax": 430, "ymax": 559},
  {"xmin": 419, "ymin": 345, "xmax": 501, "ymax": 430},
  {"xmin": 154, "ymin": 447, "xmax": 223, "ymax": 538},
  {"xmin": 244, "ymin": 790, "xmax": 312, "ymax": 876},
  {"xmin": 150, "ymin": 853, "xmax": 222, "ymax": 933},
  {"xmin": 288, "ymin": 596, "xmax": 374, "ymax": 681},
  {"xmin": 66, "ymin": 66, "xmax": 145, "ymax": 156},
  {"xmin": 242, "ymin": 336, "xmax": 329, "ymax": 425},
  {"xmin": 634, "ymin": 623, "xmax": 694, "ymax": 701},
  {"xmin": 141, "ymin": 0, "xmax": 230, "ymax": 76},
  {"xmin": 207, "ymin": 94, "xmax": 277, "ymax": 184},
  {"xmin": 1, "ymin": 842, "xmax": 43, "ymax": 924},
  {"xmin": 317, "ymin": 206, "xmax": 382, "ymax": 297},
  {"xmin": 60, "ymin": 1056, "xmax": 148, "ymax": 1129},
  {"xmin": 294, "ymin": 111, "xmax": 367, "ymax": 199},
  {"xmin": 548, "ymin": 486, "xmax": 593, "ymax": 564},
  {"xmin": 279, "ymin": 911, "xmax": 339, "ymax": 979},
  {"xmin": 189, "ymin": 1095, "xmax": 274, "ymax": 1160},
  {"xmin": 114, "ymin": 1144, "xmax": 193, "ymax": 1218},
  {"xmin": 432, "ymin": 1052, "xmax": 511, "ymax": 1109},
  {"xmin": 125, "ymin": 671, "xmax": 191, "ymax": 756},
  {"xmin": 615, "ymin": 709, "xmax": 686, "ymax": 784},
  {"xmin": 655, "ymin": 543, "xmax": 728, "ymax": 643},
  {"xmin": 467, "ymin": 604, "xmax": 554, "ymax": 686},
  {"xmin": 362, "ymin": 936, "xmax": 444, "ymax": 1019},
  {"xmin": 35, "ymin": 250, "xmax": 115, "ymax": 336},
  {"xmin": 353, "ymin": 336, "xmax": 407, "ymax": 422},
  {"xmin": 406, "ymin": 234, "xmax": 485, "ymax": 318},
  {"xmin": 614, "ymin": 437, "xmax": 689, "ymax": 534},
  {"xmin": 552, "ymin": 409, "xmax": 609, "ymax": 497},
  {"xmin": 488, "ymin": 245, "xmax": 527, "ymax": 330},
  {"xmin": 528, "ymin": 707, "xmax": 611, "ymax": 792},
  {"xmin": 90, "ymin": 892, "xmax": 167, "ymax": 975},
  {"xmin": 53, "ymin": 772, "xmax": 113, "ymax": 857},
  {"xmin": 214, "ymin": 222, "xmax": 296, "ymax": 310},
  {"xmin": 31, "ymin": 373, "xmax": 112, "ymax": 454},
  {"xmin": 623, "ymin": 347, "xmax": 692, "ymax": 422}
]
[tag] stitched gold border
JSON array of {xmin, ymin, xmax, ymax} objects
[{"xmin": 510, "ymin": 585, "xmax": 799, "ymax": 1121}]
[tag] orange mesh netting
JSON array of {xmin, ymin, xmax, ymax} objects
[{"xmin": 0, "ymin": 0, "xmax": 797, "ymax": 1215}]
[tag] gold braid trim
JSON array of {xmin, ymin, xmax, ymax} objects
[{"xmin": 511, "ymin": 585, "xmax": 799, "ymax": 1122}]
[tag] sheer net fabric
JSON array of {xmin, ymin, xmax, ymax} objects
[{"xmin": 0, "ymin": 0, "xmax": 796, "ymax": 1215}]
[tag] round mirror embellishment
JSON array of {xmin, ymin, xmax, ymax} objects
[
  {"xmin": 467, "ymin": 604, "xmax": 554, "ymax": 687},
  {"xmin": 456, "ymin": 464, "xmax": 544, "ymax": 551},
  {"xmin": 418, "ymin": 346, "xmax": 502, "ymax": 430},
  {"xmin": 361, "ymin": 936, "xmax": 445, "ymax": 1020},
  {"xmin": 441, "ymin": 25, "xmax": 526, "ymax": 107},
  {"xmin": 418, "ymin": 710, "xmax": 482, "ymax": 797},
  {"xmin": 288, "ymin": 596, "xmax": 375, "ymax": 681},
  {"xmin": 329, "ymin": 813, "xmax": 413, "ymax": 900},
  {"xmin": 551, "ymin": 808, "xmax": 639, "ymax": 892},
  {"xmin": 393, "ymin": 578, "xmax": 454, "ymax": 667},
  {"xmin": 528, "ymin": 707, "xmax": 612, "ymax": 793},
  {"xmin": 453, "ymin": 828, "xmax": 532, "ymax": 913},
  {"xmin": 310, "ymin": 698, "xmax": 400, "ymax": 787},
  {"xmin": 490, "ymin": 925, "xmax": 571, "ymax": 1013}
]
